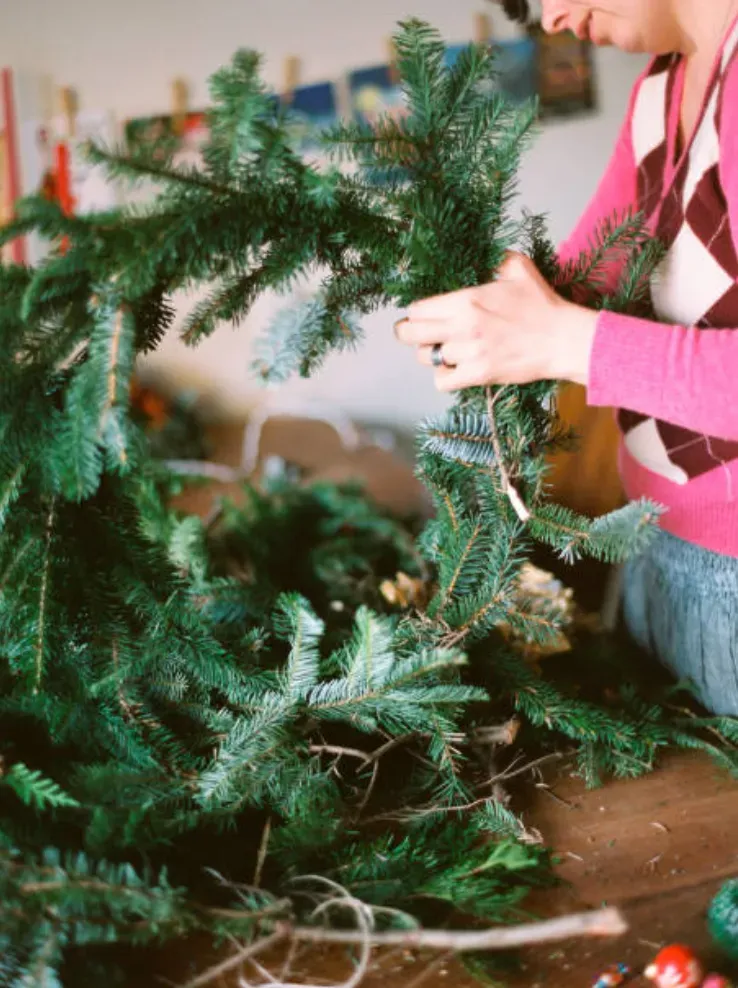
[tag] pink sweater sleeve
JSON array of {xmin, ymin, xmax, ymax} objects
[{"xmin": 587, "ymin": 60, "xmax": 738, "ymax": 443}]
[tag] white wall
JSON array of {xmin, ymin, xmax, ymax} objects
[{"xmin": 1, "ymin": 1, "xmax": 647, "ymax": 426}]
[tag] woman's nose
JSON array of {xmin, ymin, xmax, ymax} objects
[{"xmin": 541, "ymin": 0, "xmax": 572, "ymax": 33}]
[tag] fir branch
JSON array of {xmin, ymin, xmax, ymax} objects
[
  {"xmin": 88, "ymin": 141, "xmax": 233, "ymax": 196},
  {"xmin": 434, "ymin": 518, "xmax": 484, "ymax": 616},
  {"xmin": 3, "ymin": 763, "xmax": 80, "ymax": 811},
  {"xmin": 0, "ymin": 535, "xmax": 34, "ymax": 595},
  {"xmin": 0, "ymin": 462, "xmax": 26, "ymax": 534},
  {"xmin": 33, "ymin": 498, "xmax": 56, "ymax": 694}
]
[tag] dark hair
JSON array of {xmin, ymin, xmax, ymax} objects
[{"xmin": 494, "ymin": 0, "xmax": 531, "ymax": 24}]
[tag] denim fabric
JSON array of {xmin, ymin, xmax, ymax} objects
[{"xmin": 622, "ymin": 529, "xmax": 738, "ymax": 716}]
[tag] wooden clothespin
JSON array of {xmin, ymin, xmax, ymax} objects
[
  {"xmin": 59, "ymin": 86, "xmax": 78, "ymax": 140},
  {"xmin": 386, "ymin": 37, "xmax": 400, "ymax": 85},
  {"xmin": 55, "ymin": 87, "xmax": 78, "ymax": 228},
  {"xmin": 474, "ymin": 11, "xmax": 493, "ymax": 46},
  {"xmin": 171, "ymin": 77, "xmax": 189, "ymax": 137},
  {"xmin": 282, "ymin": 55, "xmax": 301, "ymax": 105}
]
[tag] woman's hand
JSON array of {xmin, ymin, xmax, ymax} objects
[{"xmin": 394, "ymin": 252, "xmax": 599, "ymax": 391}]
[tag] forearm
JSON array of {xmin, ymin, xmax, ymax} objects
[{"xmin": 586, "ymin": 310, "xmax": 738, "ymax": 441}]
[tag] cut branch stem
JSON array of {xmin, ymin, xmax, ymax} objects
[
  {"xmin": 291, "ymin": 906, "xmax": 626, "ymax": 952},
  {"xmin": 485, "ymin": 386, "xmax": 530, "ymax": 523}
]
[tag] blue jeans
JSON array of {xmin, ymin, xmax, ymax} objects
[{"xmin": 622, "ymin": 529, "xmax": 738, "ymax": 716}]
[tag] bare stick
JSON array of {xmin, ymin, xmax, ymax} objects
[
  {"xmin": 360, "ymin": 732, "xmax": 415, "ymax": 765},
  {"xmin": 485, "ymin": 387, "xmax": 530, "ymax": 523},
  {"xmin": 292, "ymin": 906, "xmax": 627, "ymax": 952},
  {"xmin": 309, "ymin": 744, "xmax": 371, "ymax": 762},
  {"xmin": 163, "ymin": 459, "xmax": 246, "ymax": 483},
  {"xmin": 245, "ymin": 954, "xmax": 278, "ymax": 983},
  {"xmin": 479, "ymin": 751, "xmax": 564, "ymax": 789},
  {"xmin": 253, "ymin": 816, "xmax": 272, "ymax": 889},
  {"xmin": 177, "ymin": 929, "xmax": 287, "ymax": 988},
  {"xmin": 472, "ymin": 718, "xmax": 521, "ymax": 746},
  {"xmin": 357, "ymin": 758, "xmax": 379, "ymax": 815}
]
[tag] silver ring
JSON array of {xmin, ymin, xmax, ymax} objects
[
  {"xmin": 431, "ymin": 343, "xmax": 446, "ymax": 368},
  {"xmin": 431, "ymin": 343, "xmax": 455, "ymax": 369}
]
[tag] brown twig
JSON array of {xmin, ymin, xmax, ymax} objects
[
  {"xmin": 534, "ymin": 783, "xmax": 577, "ymax": 809},
  {"xmin": 177, "ymin": 928, "xmax": 287, "ymax": 988},
  {"xmin": 309, "ymin": 744, "xmax": 371, "ymax": 763},
  {"xmin": 291, "ymin": 905, "xmax": 627, "ymax": 951},
  {"xmin": 360, "ymin": 732, "xmax": 416, "ymax": 765},
  {"xmin": 253, "ymin": 817, "xmax": 272, "ymax": 889},
  {"xmin": 479, "ymin": 751, "xmax": 564, "ymax": 789},
  {"xmin": 357, "ymin": 759, "xmax": 380, "ymax": 816},
  {"xmin": 472, "ymin": 718, "xmax": 521, "ymax": 746},
  {"xmin": 363, "ymin": 793, "xmax": 507, "ymax": 825},
  {"xmin": 485, "ymin": 386, "xmax": 530, "ymax": 523}
]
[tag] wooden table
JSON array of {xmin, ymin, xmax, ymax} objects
[{"xmin": 153, "ymin": 751, "xmax": 736, "ymax": 988}]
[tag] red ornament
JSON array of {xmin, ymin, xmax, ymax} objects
[
  {"xmin": 644, "ymin": 945, "xmax": 703, "ymax": 988},
  {"xmin": 702, "ymin": 977, "xmax": 733, "ymax": 988}
]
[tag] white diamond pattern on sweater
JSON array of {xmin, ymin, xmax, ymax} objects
[
  {"xmin": 651, "ymin": 222, "xmax": 734, "ymax": 327},
  {"xmin": 616, "ymin": 35, "xmax": 738, "ymax": 482}
]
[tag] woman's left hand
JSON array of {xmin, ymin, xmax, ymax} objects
[{"xmin": 394, "ymin": 252, "xmax": 599, "ymax": 392}]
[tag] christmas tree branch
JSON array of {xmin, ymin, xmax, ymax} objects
[{"xmin": 33, "ymin": 498, "xmax": 57, "ymax": 694}]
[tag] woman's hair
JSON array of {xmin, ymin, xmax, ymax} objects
[{"xmin": 494, "ymin": 0, "xmax": 531, "ymax": 24}]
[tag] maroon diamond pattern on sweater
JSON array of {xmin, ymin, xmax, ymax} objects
[
  {"xmin": 617, "ymin": 40, "xmax": 738, "ymax": 482},
  {"xmin": 637, "ymin": 143, "xmax": 668, "ymax": 216}
]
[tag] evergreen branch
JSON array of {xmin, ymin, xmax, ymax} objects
[
  {"xmin": 434, "ymin": 519, "xmax": 484, "ymax": 616},
  {"xmin": 0, "ymin": 535, "xmax": 34, "ymax": 595},
  {"xmin": 276, "ymin": 593, "xmax": 324, "ymax": 701},
  {"xmin": 0, "ymin": 462, "xmax": 26, "ymax": 534},
  {"xmin": 419, "ymin": 412, "xmax": 496, "ymax": 465},
  {"xmin": 88, "ymin": 142, "xmax": 234, "ymax": 196},
  {"xmin": 3, "ymin": 763, "xmax": 80, "ymax": 811},
  {"xmin": 33, "ymin": 499, "xmax": 56, "ymax": 693},
  {"xmin": 530, "ymin": 500, "xmax": 663, "ymax": 563},
  {"xmin": 98, "ymin": 305, "xmax": 129, "ymax": 468}
]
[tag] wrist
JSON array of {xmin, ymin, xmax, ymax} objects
[{"xmin": 549, "ymin": 302, "xmax": 598, "ymax": 386}]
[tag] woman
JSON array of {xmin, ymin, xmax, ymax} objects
[{"xmin": 395, "ymin": 0, "xmax": 738, "ymax": 715}]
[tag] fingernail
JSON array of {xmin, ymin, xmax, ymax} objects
[{"xmin": 393, "ymin": 317, "xmax": 408, "ymax": 337}]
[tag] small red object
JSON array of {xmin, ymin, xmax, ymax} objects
[
  {"xmin": 702, "ymin": 976, "xmax": 733, "ymax": 988},
  {"xmin": 592, "ymin": 963, "xmax": 630, "ymax": 986},
  {"xmin": 644, "ymin": 945, "xmax": 703, "ymax": 988}
]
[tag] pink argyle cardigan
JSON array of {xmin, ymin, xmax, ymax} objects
[{"xmin": 558, "ymin": 14, "xmax": 738, "ymax": 557}]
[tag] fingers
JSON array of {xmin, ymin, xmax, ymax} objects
[
  {"xmin": 416, "ymin": 339, "xmax": 482, "ymax": 368},
  {"xmin": 434, "ymin": 362, "xmax": 520, "ymax": 392},
  {"xmin": 394, "ymin": 317, "xmax": 456, "ymax": 347},
  {"xmin": 432, "ymin": 364, "xmax": 484, "ymax": 392},
  {"xmin": 407, "ymin": 285, "xmax": 478, "ymax": 319}
]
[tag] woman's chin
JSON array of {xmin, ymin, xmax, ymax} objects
[{"xmin": 606, "ymin": 29, "xmax": 645, "ymax": 53}]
